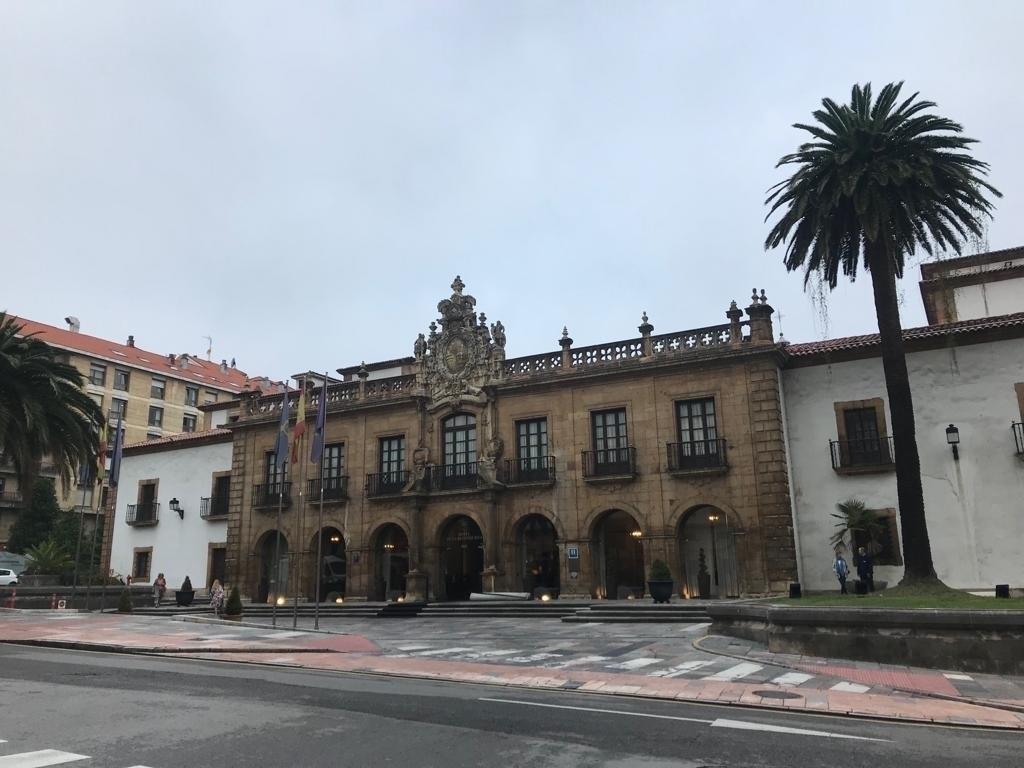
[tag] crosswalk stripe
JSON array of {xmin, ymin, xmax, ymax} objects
[
  {"xmin": 830, "ymin": 681, "xmax": 870, "ymax": 693},
  {"xmin": 943, "ymin": 672, "xmax": 973, "ymax": 681},
  {"xmin": 0, "ymin": 749, "xmax": 89, "ymax": 767},
  {"xmin": 702, "ymin": 662, "xmax": 763, "ymax": 681},
  {"xmin": 607, "ymin": 658, "xmax": 663, "ymax": 670},
  {"xmin": 414, "ymin": 647, "xmax": 475, "ymax": 656},
  {"xmin": 648, "ymin": 660, "xmax": 716, "ymax": 677},
  {"xmin": 770, "ymin": 672, "xmax": 814, "ymax": 687}
]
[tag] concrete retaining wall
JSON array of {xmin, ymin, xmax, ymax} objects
[
  {"xmin": 0, "ymin": 585, "xmax": 154, "ymax": 611},
  {"xmin": 708, "ymin": 603, "xmax": 1024, "ymax": 675}
]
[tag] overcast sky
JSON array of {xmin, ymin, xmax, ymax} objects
[{"xmin": 2, "ymin": 1, "xmax": 1021, "ymax": 380}]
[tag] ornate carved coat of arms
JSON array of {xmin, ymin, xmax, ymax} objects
[{"xmin": 414, "ymin": 276, "xmax": 506, "ymax": 408}]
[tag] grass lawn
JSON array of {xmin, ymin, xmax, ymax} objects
[{"xmin": 773, "ymin": 583, "xmax": 1024, "ymax": 610}]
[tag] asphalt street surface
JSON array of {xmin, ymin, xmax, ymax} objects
[{"xmin": 0, "ymin": 644, "xmax": 1020, "ymax": 767}]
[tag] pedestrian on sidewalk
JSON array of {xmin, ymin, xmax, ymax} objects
[
  {"xmin": 833, "ymin": 551, "xmax": 850, "ymax": 594},
  {"xmin": 153, "ymin": 573, "xmax": 167, "ymax": 607},
  {"xmin": 210, "ymin": 579, "xmax": 226, "ymax": 617},
  {"xmin": 855, "ymin": 546, "xmax": 875, "ymax": 592}
]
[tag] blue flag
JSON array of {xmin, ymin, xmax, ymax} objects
[
  {"xmin": 310, "ymin": 372, "xmax": 328, "ymax": 465},
  {"xmin": 273, "ymin": 385, "xmax": 291, "ymax": 467},
  {"xmin": 110, "ymin": 415, "xmax": 124, "ymax": 487}
]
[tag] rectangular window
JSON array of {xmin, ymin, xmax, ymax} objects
[
  {"xmin": 110, "ymin": 397, "xmax": 128, "ymax": 421},
  {"xmin": 90, "ymin": 392, "xmax": 103, "ymax": 409},
  {"xmin": 592, "ymin": 408, "xmax": 628, "ymax": 453},
  {"xmin": 114, "ymin": 369, "xmax": 130, "ymax": 391},
  {"xmin": 843, "ymin": 407, "xmax": 882, "ymax": 465},
  {"xmin": 132, "ymin": 549, "xmax": 152, "ymax": 581},
  {"xmin": 323, "ymin": 443, "xmax": 346, "ymax": 479},
  {"xmin": 148, "ymin": 406, "xmax": 163, "ymax": 428},
  {"xmin": 676, "ymin": 398, "xmax": 717, "ymax": 444},
  {"xmin": 89, "ymin": 363, "xmax": 107, "ymax": 386},
  {"xmin": 516, "ymin": 418, "xmax": 549, "ymax": 466},
  {"xmin": 150, "ymin": 377, "xmax": 166, "ymax": 399},
  {"xmin": 265, "ymin": 451, "xmax": 286, "ymax": 486},
  {"xmin": 379, "ymin": 436, "xmax": 405, "ymax": 476},
  {"xmin": 185, "ymin": 386, "xmax": 199, "ymax": 407},
  {"xmin": 182, "ymin": 414, "xmax": 197, "ymax": 433},
  {"xmin": 204, "ymin": 390, "xmax": 218, "ymax": 405}
]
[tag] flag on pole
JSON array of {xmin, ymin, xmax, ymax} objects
[
  {"xmin": 273, "ymin": 385, "xmax": 291, "ymax": 465},
  {"xmin": 96, "ymin": 422, "xmax": 108, "ymax": 479},
  {"xmin": 109, "ymin": 414, "xmax": 125, "ymax": 487},
  {"xmin": 291, "ymin": 384, "xmax": 307, "ymax": 463},
  {"xmin": 310, "ymin": 372, "xmax": 328, "ymax": 465}
]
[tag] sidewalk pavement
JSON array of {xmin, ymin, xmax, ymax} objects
[{"xmin": 2, "ymin": 610, "xmax": 1023, "ymax": 730}]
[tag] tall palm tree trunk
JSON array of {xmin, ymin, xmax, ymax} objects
[{"xmin": 867, "ymin": 243, "xmax": 938, "ymax": 582}]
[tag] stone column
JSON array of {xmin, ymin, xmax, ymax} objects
[
  {"xmin": 481, "ymin": 491, "xmax": 502, "ymax": 592},
  {"xmin": 357, "ymin": 362, "xmax": 368, "ymax": 398},
  {"xmin": 726, "ymin": 300, "xmax": 744, "ymax": 344},
  {"xmin": 745, "ymin": 289, "xmax": 776, "ymax": 344},
  {"xmin": 559, "ymin": 327, "xmax": 573, "ymax": 369},
  {"xmin": 404, "ymin": 495, "xmax": 429, "ymax": 602}
]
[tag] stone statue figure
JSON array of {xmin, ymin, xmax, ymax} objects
[
  {"xmin": 414, "ymin": 333, "xmax": 427, "ymax": 359},
  {"xmin": 491, "ymin": 320, "xmax": 506, "ymax": 349}
]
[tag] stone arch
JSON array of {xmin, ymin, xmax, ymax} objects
[
  {"xmin": 437, "ymin": 514, "xmax": 485, "ymax": 600},
  {"xmin": 667, "ymin": 497, "xmax": 745, "ymax": 533},
  {"xmin": 308, "ymin": 526, "xmax": 346, "ymax": 601},
  {"xmin": 367, "ymin": 517, "xmax": 412, "ymax": 549},
  {"xmin": 502, "ymin": 505, "xmax": 567, "ymax": 545},
  {"xmin": 252, "ymin": 529, "xmax": 289, "ymax": 604},
  {"xmin": 370, "ymin": 521, "xmax": 410, "ymax": 601},
  {"xmin": 675, "ymin": 504, "xmax": 741, "ymax": 599},
  {"xmin": 582, "ymin": 500, "xmax": 648, "ymax": 542},
  {"xmin": 433, "ymin": 510, "xmax": 489, "ymax": 547},
  {"xmin": 511, "ymin": 512, "xmax": 561, "ymax": 596},
  {"xmin": 591, "ymin": 508, "xmax": 646, "ymax": 599}
]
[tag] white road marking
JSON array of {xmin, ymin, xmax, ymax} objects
[
  {"xmin": 475, "ymin": 649, "xmax": 522, "ymax": 657},
  {"xmin": 0, "ymin": 750, "xmax": 90, "ymax": 767},
  {"xmin": 478, "ymin": 699, "xmax": 890, "ymax": 742},
  {"xmin": 396, "ymin": 644, "xmax": 433, "ymax": 651},
  {"xmin": 607, "ymin": 658, "xmax": 663, "ymax": 670},
  {"xmin": 548, "ymin": 655, "xmax": 611, "ymax": 669},
  {"xmin": 414, "ymin": 647, "xmax": 476, "ymax": 656},
  {"xmin": 508, "ymin": 653, "xmax": 563, "ymax": 663},
  {"xmin": 770, "ymin": 672, "xmax": 814, "ymax": 687},
  {"xmin": 648, "ymin": 660, "xmax": 716, "ymax": 677},
  {"xmin": 702, "ymin": 662, "xmax": 763, "ymax": 681},
  {"xmin": 943, "ymin": 673, "xmax": 973, "ymax": 681},
  {"xmin": 265, "ymin": 631, "xmax": 308, "ymax": 639},
  {"xmin": 830, "ymin": 682, "xmax": 870, "ymax": 693},
  {"xmin": 710, "ymin": 718, "xmax": 889, "ymax": 741},
  {"xmin": 680, "ymin": 622, "xmax": 711, "ymax": 633}
]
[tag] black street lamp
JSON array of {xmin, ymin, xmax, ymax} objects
[{"xmin": 945, "ymin": 424, "xmax": 960, "ymax": 461}]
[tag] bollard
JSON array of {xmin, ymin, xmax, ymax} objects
[
  {"xmin": 7, "ymin": 587, "xmax": 14, "ymax": 608},
  {"xmin": 996, "ymin": 584, "xmax": 1010, "ymax": 599},
  {"xmin": 51, "ymin": 593, "xmax": 57, "ymax": 609},
  {"xmin": 788, "ymin": 582, "xmax": 802, "ymax": 599}
]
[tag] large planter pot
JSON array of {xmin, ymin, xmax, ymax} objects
[
  {"xmin": 648, "ymin": 580, "xmax": 674, "ymax": 604},
  {"xmin": 175, "ymin": 590, "xmax": 195, "ymax": 607},
  {"xmin": 20, "ymin": 574, "xmax": 60, "ymax": 587},
  {"xmin": 697, "ymin": 573, "xmax": 712, "ymax": 600}
]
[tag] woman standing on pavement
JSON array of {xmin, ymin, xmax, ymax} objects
[
  {"xmin": 210, "ymin": 579, "xmax": 226, "ymax": 617},
  {"xmin": 152, "ymin": 573, "xmax": 167, "ymax": 607}
]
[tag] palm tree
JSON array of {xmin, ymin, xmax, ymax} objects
[
  {"xmin": 0, "ymin": 312, "xmax": 103, "ymax": 498},
  {"xmin": 765, "ymin": 83, "xmax": 1000, "ymax": 584}
]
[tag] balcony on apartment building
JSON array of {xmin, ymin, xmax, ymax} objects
[
  {"xmin": 252, "ymin": 482, "xmax": 292, "ymax": 510},
  {"xmin": 829, "ymin": 436, "xmax": 895, "ymax": 474},
  {"xmin": 582, "ymin": 447, "xmax": 637, "ymax": 481},
  {"xmin": 200, "ymin": 496, "xmax": 230, "ymax": 520},
  {"xmin": 1013, "ymin": 422, "xmax": 1024, "ymax": 458},
  {"xmin": 503, "ymin": 456, "xmax": 556, "ymax": 486},
  {"xmin": 125, "ymin": 502, "xmax": 160, "ymax": 526},
  {"xmin": 365, "ymin": 470, "xmax": 410, "ymax": 498},
  {"xmin": 426, "ymin": 462, "xmax": 480, "ymax": 492},
  {"xmin": 307, "ymin": 475, "xmax": 350, "ymax": 503},
  {"xmin": 0, "ymin": 491, "xmax": 23, "ymax": 507},
  {"xmin": 666, "ymin": 438, "xmax": 729, "ymax": 475}
]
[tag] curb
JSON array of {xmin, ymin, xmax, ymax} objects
[
  {"xmin": 692, "ymin": 634, "xmax": 1024, "ymax": 716},
  {"xmin": 171, "ymin": 615, "xmax": 343, "ymax": 635},
  {"xmin": 1, "ymin": 639, "xmax": 337, "ymax": 655}
]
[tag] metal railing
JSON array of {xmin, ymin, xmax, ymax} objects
[
  {"xmin": 582, "ymin": 447, "xmax": 637, "ymax": 478},
  {"xmin": 829, "ymin": 437, "xmax": 895, "ymax": 470},
  {"xmin": 307, "ymin": 475, "xmax": 350, "ymax": 502},
  {"xmin": 200, "ymin": 496, "xmax": 230, "ymax": 519},
  {"xmin": 365, "ymin": 470, "xmax": 410, "ymax": 497},
  {"xmin": 108, "ymin": 409, "xmax": 126, "ymax": 423},
  {"xmin": 427, "ymin": 462, "xmax": 480, "ymax": 491},
  {"xmin": 0, "ymin": 491, "xmax": 23, "ymax": 506},
  {"xmin": 1013, "ymin": 422, "xmax": 1024, "ymax": 457},
  {"xmin": 126, "ymin": 502, "xmax": 160, "ymax": 526},
  {"xmin": 252, "ymin": 482, "xmax": 292, "ymax": 509},
  {"xmin": 503, "ymin": 456, "xmax": 556, "ymax": 485},
  {"xmin": 667, "ymin": 439, "xmax": 728, "ymax": 472}
]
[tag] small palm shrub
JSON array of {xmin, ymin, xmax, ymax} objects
[
  {"xmin": 117, "ymin": 588, "xmax": 133, "ymax": 613},
  {"xmin": 649, "ymin": 559, "xmax": 673, "ymax": 581},
  {"xmin": 225, "ymin": 586, "xmax": 242, "ymax": 617}
]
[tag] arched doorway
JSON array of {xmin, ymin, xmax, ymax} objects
[
  {"xmin": 677, "ymin": 506, "xmax": 739, "ymax": 598},
  {"xmin": 595, "ymin": 510, "xmax": 645, "ymax": 599},
  {"xmin": 441, "ymin": 515, "xmax": 484, "ymax": 600},
  {"xmin": 310, "ymin": 527, "xmax": 346, "ymax": 601},
  {"xmin": 374, "ymin": 524, "xmax": 409, "ymax": 601},
  {"xmin": 516, "ymin": 515, "xmax": 559, "ymax": 595},
  {"xmin": 256, "ymin": 531, "xmax": 289, "ymax": 604}
]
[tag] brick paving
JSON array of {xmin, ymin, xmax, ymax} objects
[{"xmin": 2, "ymin": 610, "xmax": 1024, "ymax": 730}]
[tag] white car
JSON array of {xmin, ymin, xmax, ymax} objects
[{"xmin": 0, "ymin": 568, "xmax": 19, "ymax": 586}]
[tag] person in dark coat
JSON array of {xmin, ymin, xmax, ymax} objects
[
  {"xmin": 855, "ymin": 546, "xmax": 875, "ymax": 592},
  {"xmin": 833, "ymin": 552, "xmax": 850, "ymax": 595}
]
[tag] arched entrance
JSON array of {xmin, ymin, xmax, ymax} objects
[
  {"xmin": 440, "ymin": 515, "xmax": 484, "ymax": 600},
  {"xmin": 310, "ymin": 527, "xmax": 346, "ymax": 601},
  {"xmin": 677, "ymin": 506, "xmax": 739, "ymax": 598},
  {"xmin": 255, "ymin": 530, "xmax": 289, "ymax": 604},
  {"xmin": 594, "ymin": 510, "xmax": 645, "ymax": 599},
  {"xmin": 374, "ymin": 524, "xmax": 408, "ymax": 601},
  {"xmin": 516, "ymin": 515, "xmax": 559, "ymax": 595}
]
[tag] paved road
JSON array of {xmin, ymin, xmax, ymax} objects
[{"xmin": 0, "ymin": 644, "xmax": 1019, "ymax": 767}]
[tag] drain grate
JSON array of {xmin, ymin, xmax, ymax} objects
[{"xmin": 752, "ymin": 689, "xmax": 803, "ymax": 700}]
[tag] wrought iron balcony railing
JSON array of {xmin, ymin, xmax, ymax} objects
[
  {"xmin": 200, "ymin": 496, "xmax": 230, "ymax": 519},
  {"xmin": 829, "ymin": 437, "xmax": 895, "ymax": 471},
  {"xmin": 427, "ymin": 462, "xmax": 480, "ymax": 491},
  {"xmin": 503, "ymin": 456, "xmax": 556, "ymax": 485},
  {"xmin": 582, "ymin": 447, "xmax": 637, "ymax": 479},
  {"xmin": 667, "ymin": 439, "xmax": 728, "ymax": 472},
  {"xmin": 126, "ymin": 502, "xmax": 159, "ymax": 526},
  {"xmin": 252, "ymin": 482, "xmax": 292, "ymax": 509},
  {"xmin": 1013, "ymin": 422, "xmax": 1024, "ymax": 457},
  {"xmin": 307, "ymin": 475, "xmax": 350, "ymax": 502},
  {"xmin": 0, "ymin": 491, "xmax": 23, "ymax": 506},
  {"xmin": 365, "ymin": 470, "xmax": 410, "ymax": 497}
]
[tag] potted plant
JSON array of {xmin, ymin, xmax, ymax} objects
[
  {"xmin": 20, "ymin": 540, "xmax": 72, "ymax": 587},
  {"xmin": 647, "ymin": 559, "xmax": 674, "ymax": 604},
  {"xmin": 696, "ymin": 548, "xmax": 712, "ymax": 599},
  {"xmin": 176, "ymin": 576, "xmax": 195, "ymax": 607},
  {"xmin": 117, "ymin": 588, "xmax": 133, "ymax": 613},
  {"xmin": 224, "ymin": 585, "xmax": 242, "ymax": 621}
]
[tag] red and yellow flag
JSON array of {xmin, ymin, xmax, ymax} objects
[{"xmin": 291, "ymin": 386, "xmax": 307, "ymax": 463}]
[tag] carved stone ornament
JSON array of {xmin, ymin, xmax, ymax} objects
[{"xmin": 418, "ymin": 276, "xmax": 506, "ymax": 407}]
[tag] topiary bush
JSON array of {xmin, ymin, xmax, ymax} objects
[
  {"xmin": 649, "ymin": 559, "xmax": 672, "ymax": 581},
  {"xmin": 117, "ymin": 588, "xmax": 133, "ymax": 613},
  {"xmin": 225, "ymin": 586, "xmax": 242, "ymax": 617}
]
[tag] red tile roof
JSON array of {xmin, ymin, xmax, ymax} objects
[
  {"xmin": 786, "ymin": 312, "xmax": 1024, "ymax": 357},
  {"xmin": 123, "ymin": 428, "xmax": 233, "ymax": 455},
  {"xmin": 12, "ymin": 316, "xmax": 260, "ymax": 393}
]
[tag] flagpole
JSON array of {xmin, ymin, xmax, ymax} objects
[
  {"xmin": 314, "ymin": 371, "xmax": 327, "ymax": 630},
  {"xmin": 71, "ymin": 467, "xmax": 90, "ymax": 607},
  {"xmin": 293, "ymin": 421, "xmax": 307, "ymax": 630}
]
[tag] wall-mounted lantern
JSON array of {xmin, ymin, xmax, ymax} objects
[
  {"xmin": 945, "ymin": 424, "xmax": 960, "ymax": 461},
  {"xmin": 169, "ymin": 497, "xmax": 184, "ymax": 519}
]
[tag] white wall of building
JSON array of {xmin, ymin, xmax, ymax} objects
[
  {"xmin": 953, "ymin": 276, "xmax": 1024, "ymax": 321},
  {"xmin": 784, "ymin": 338, "xmax": 1024, "ymax": 591},
  {"xmin": 110, "ymin": 440, "xmax": 231, "ymax": 589}
]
